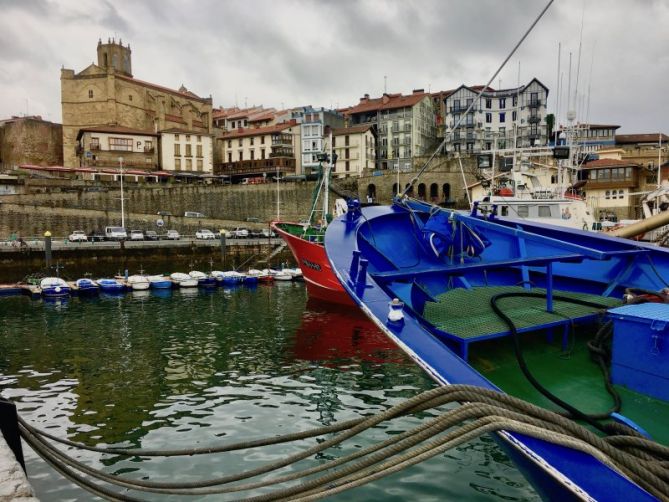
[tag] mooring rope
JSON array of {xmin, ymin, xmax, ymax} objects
[{"xmin": 17, "ymin": 384, "xmax": 669, "ymax": 501}]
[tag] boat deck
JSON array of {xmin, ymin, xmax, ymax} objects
[
  {"xmin": 471, "ymin": 333, "xmax": 669, "ymax": 445},
  {"xmin": 423, "ymin": 286, "xmax": 621, "ymax": 360}
]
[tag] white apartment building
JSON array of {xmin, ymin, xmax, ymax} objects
[
  {"xmin": 300, "ymin": 108, "xmax": 345, "ymax": 172},
  {"xmin": 159, "ymin": 129, "xmax": 214, "ymax": 173},
  {"xmin": 443, "ymin": 79, "xmax": 549, "ymax": 153},
  {"xmin": 332, "ymin": 125, "xmax": 376, "ymax": 178}
]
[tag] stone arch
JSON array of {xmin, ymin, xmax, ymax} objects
[
  {"xmin": 430, "ymin": 183, "xmax": 439, "ymax": 202},
  {"xmin": 417, "ymin": 183, "xmax": 426, "ymax": 200},
  {"xmin": 366, "ymin": 183, "xmax": 376, "ymax": 201},
  {"xmin": 442, "ymin": 183, "xmax": 451, "ymax": 202},
  {"xmin": 404, "ymin": 183, "xmax": 414, "ymax": 196}
]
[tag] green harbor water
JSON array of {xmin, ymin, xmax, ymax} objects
[{"xmin": 0, "ymin": 282, "xmax": 537, "ymax": 501}]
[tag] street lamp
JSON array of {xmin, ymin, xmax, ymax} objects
[{"xmin": 119, "ymin": 157, "xmax": 125, "ymax": 228}]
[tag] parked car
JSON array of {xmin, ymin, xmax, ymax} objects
[
  {"xmin": 104, "ymin": 226, "xmax": 127, "ymax": 241},
  {"xmin": 129, "ymin": 230, "xmax": 144, "ymax": 241},
  {"xmin": 165, "ymin": 229, "xmax": 180, "ymax": 240},
  {"xmin": 156, "ymin": 210, "xmax": 172, "ymax": 216},
  {"xmin": 261, "ymin": 228, "xmax": 277, "ymax": 238},
  {"xmin": 231, "ymin": 227, "xmax": 249, "ymax": 238},
  {"xmin": 88, "ymin": 230, "xmax": 105, "ymax": 242},
  {"xmin": 184, "ymin": 211, "xmax": 205, "ymax": 218},
  {"xmin": 195, "ymin": 229, "xmax": 216, "ymax": 240},
  {"xmin": 145, "ymin": 230, "xmax": 159, "ymax": 241},
  {"xmin": 68, "ymin": 230, "xmax": 88, "ymax": 242}
]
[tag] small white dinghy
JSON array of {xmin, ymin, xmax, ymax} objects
[{"xmin": 170, "ymin": 272, "xmax": 198, "ymax": 288}]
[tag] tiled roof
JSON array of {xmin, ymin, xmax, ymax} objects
[
  {"xmin": 160, "ymin": 128, "xmax": 211, "ymax": 136},
  {"xmin": 332, "ymin": 125, "xmax": 373, "ymax": 135},
  {"xmin": 76, "ymin": 125, "xmax": 158, "ymax": 138},
  {"xmin": 116, "ymin": 74, "xmax": 210, "ymax": 103},
  {"xmin": 582, "ymin": 158, "xmax": 639, "ymax": 169},
  {"xmin": 616, "ymin": 133, "xmax": 669, "ymax": 144},
  {"xmin": 220, "ymin": 121, "xmax": 296, "ymax": 139},
  {"xmin": 343, "ymin": 92, "xmax": 428, "ymax": 116}
]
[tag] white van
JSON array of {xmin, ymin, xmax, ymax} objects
[
  {"xmin": 104, "ymin": 226, "xmax": 127, "ymax": 241},
  {"xmin": 184, "ymin": 211, "xmax": 205, "ymax": 218}
]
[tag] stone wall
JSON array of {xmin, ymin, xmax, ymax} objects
[{"xmin": 0, "ymin": 116, "xmax": 63, "ymax": 169}]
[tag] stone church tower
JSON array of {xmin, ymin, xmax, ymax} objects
[
  {"xmin": 61, "ymin": 38, "xmax": 212, "ymax": 168},
  {"xmin": 96, "ymin": 38, "xmax": 132, "ymax": 77}
]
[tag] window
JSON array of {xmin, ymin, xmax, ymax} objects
[
  {"xmin": 485, "ymin": 98, "xmax": 492, "ymax": 109},
  {"xmin": 618, "ymin": 189, "xmax": 625, "ymax": 199},
  {"xmin": 250, "ymin": 150, "xmax": 255, "ymax": 160},
  {"xmin": 250, "ymin": 137, "xmax": 254, "ymax": 146},
  {"xmin": 485, "ymin": 113, "xmax": 492, "ymax": 123},
  {"xmin": 186, "ymin": 158, "xmax": 192, "ymax": 170},
  {"xmin": 261, "ymin": 136, "xmax": 265, "ymax": 145},
  {"xmin": 605, "ymin": 190, "xmax": 611, "ymax": 199},
  {"xmin": 538, "ymin": 206, "xmax": 551, "ymax": 217},
  {"xmin": 90, "ymin": 137, "xmax": 100, "ymax": 150},
  {"xmin": 512, "ymin": 111, "xmax": 517, "ymax": 121},
  {"xmin": 197, "ymin": 135, "xmax": 201, "ymax": 142},
  {"xmin": 197, "ymin": 159, "xmax": 203, "ymax": 171},
  {"xmin": 345, "ymin": 135, "xmax": 350, "ymax": 146},
  {"xmin": 175, "ymin": 158, "xmax": 181, "ymax": 170},
  {"xmin": 109, "ymin": 137, "xmax": 133, "ymax": 151},
  {"xmin": 186, "ymin": 144, "xmax": 192, "ymax": 157},
  {"xmin": 261, "ymin": 149, "xmax": 266, "ymax": 159},
  {"xmin": 345, "ymin": 148, "xmax": 350, "ymax": 159},
  {"xmin": 88, "ymin": 89, "xmax": 94, "ymax": 99},
  {"xmin": 227, "ymin": 153, "xmax": 232, "ymax": 163},
  {"xmin": 500, "ymin": 112, "xmax": 506, "ymax": 123},
  {"xmin": 174, "ymin": 143, "xmax": 181, "ymax": 156},
  {"xmin": 227, "ymin": 140, "xmax": 231, "ymax": 148},
  {"xmin": 145, "ymin": 140, "xmax": 154, "ymax": 152},
  {"xmin": 186, "ymin": 135, "xmax": 191, "ymax": 142},
  {"xmin": 345, "ymin": 161, "xmax": 350, "ymax": 172},
  {"xmin": 517, "ymin": 205, "xmax": 529, "ymax": 217},
  {"xmin": 453, "ymin": 99, "xmax": 460, "ymax": 110},
  {"xmin": 238, "ymin": 139, "xmax": 243, "ymax": 147},
  {"xmin": 499, "ymin": 98, "xmax": 506, "ymax": 109},
  {"xmin": 196, "ymin": 145, "xmax": 202, "ymax": 158},
  {"xmin": 512, "ymin": 95, "xmax": 517, "ymax": 107}
]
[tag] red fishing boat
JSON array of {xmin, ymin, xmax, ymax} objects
[{"xmin": 272, "ymin": 221, "xmax": 354, "ymax": 305}]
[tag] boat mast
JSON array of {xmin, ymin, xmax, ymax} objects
[
  {"xmin": 323, "ymin": 128, "xmax": 332, "ymax": 227},
  {"xmin": 119, "ymin": 156, "xmax": 125, "ymax": 228}
]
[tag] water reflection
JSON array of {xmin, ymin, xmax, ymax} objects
[{"xmin": 0, "ymin": 286, "xmax": 537, "ymax": 501}]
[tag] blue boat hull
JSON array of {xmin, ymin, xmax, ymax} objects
[
  {"xmin": 42, "ymin": 287, "xmax": 71, "ymax": 298},
  {"xmin": 150, "ymin": 281, "xmax": 173, "ymax": 289},
  {"xmin": 324, "ymin": 200, "xmax": 663, "ymax": 501}
]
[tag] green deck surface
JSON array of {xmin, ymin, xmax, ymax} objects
[
  {"xmin": 470, "ymin": 334, "xmax": 669, "ymax": 445},
  {"xmin": 424, "ymin": 286, "xmax": 621, "ymax": 340}
]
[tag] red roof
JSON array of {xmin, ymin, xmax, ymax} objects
[
  {"xmin": 616, "ymin": 133, "xmax": 669, "ymax": 144},
  {"xmin": 77, "ymin": 125, "xmax": 158, "ymax": 138},
  {"xmin": 343, "ymin": 92, "xmax": 428, "ymax": 116},
  {"xmin": 116, "ymin": 75, "xmax": 210, "ymax": 103},
  {"xmin": 332, "ymin": 125, "xmax": 373, "ymax": 135},
  {"xmin": 220, "ymin": 121, "xmax": 297, "ymax": 139},
  {"xmin": 582, "ymin": 158, "xmax": 639, "ymax": 169}
]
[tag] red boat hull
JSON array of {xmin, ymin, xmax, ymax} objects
[{"xmin": 272, "ymin": 222, "xmax": 354, "ymax": 306}]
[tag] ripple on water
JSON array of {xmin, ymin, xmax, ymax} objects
[{"xmin": 0, "ymin": 286, "xmax": 538, "ymax": 501}]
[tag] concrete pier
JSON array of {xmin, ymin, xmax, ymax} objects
[{"xmin": 0, "ymin": 434, "xmax": 37, "ymax": 501}]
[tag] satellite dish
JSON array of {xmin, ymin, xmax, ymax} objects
[{"xmin": 156, "ymin": 218, "xmax": 164, "ymax": 227}]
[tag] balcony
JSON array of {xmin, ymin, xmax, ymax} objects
[
  {"xmin": 450, "ymin": 105, "xmax": 475, "ymax": 113},
  {"xmin": 528, "ymin": 99, "xmax": 542, "ymax": 108},
  {"xmin": 528, "ymin": 115, "xmax": 541, "ymax": 124},
  {"xmin": 217, "ymin": 158, "xmax": 296, "ymax": 176}
]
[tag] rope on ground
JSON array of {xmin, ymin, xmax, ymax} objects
[{"xmin": 18, "ymin": 384, "xmax": 669, "ymax": 501}]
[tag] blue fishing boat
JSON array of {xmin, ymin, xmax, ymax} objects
[
  {"xmin": 147, "ymin": 275, "xmax": 172, "ymax": 289},
  {"xmin": 97, "ymin": 278, "xmax": 126, "ymax": 294},
  {"xmin": 325, "ymin": 197, "xmax": 669, "ymax": 501},
  {"xmin": 189, "ymin": 270, "xmax": 217, "ymax": 288},
  {"xmin": 74, "ymin": 278, "xmax": 99, "ymax": 295},
  {"xmin": 39, "ymin": 277, "xmax": 70, "ymax": 298}
]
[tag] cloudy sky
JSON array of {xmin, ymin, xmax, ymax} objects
[{"xmin": 0, "ymin": 0, "xmax": 667, "ymax": 134}]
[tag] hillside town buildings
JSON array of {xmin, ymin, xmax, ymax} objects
[{"xmin": 332, "ymin": 125, "xmax": 376, "ymax": 178}]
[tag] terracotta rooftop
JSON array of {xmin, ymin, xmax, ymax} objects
[
  {"xmin": 332, "ymin": 125, "xmax": 373, "ymax": 135},
  {"xmin": 582, "ymin": 158, "xmax": 640, "ymax": 169},
  {"xmin": 76, "ymin": 125, "xmax": 159, "ymax": 138},
  {"xmin": 616, "ymin": 133, "xmax": 669, "ymax": 144},
  {"xmin": 160, "ymin": 128, "xmax": 211, "ymax": 135},
  {"xmin": 116, "ymin": 74, "xmax": 209, "ymax": 103},
  {"xmin": 343, "ymin": 91, "xmax": 428, "ymax": 116},
  {"xmin": 220, "ymin": 120, "xmax": 297, "ymax": 139}
]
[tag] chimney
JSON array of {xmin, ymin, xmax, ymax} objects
[{"xmin": 360, "ymin": 93, "xmax": 370, "ymax": 103}]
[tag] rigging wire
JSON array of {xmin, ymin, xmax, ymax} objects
[{"xmin": 402, "ymin": 0, "xmax": 555, "ymax": 197}]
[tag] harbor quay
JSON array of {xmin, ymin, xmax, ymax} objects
[{"xmin": 0, "ymin": 237, "xmax": 293, "ymax": 284}]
